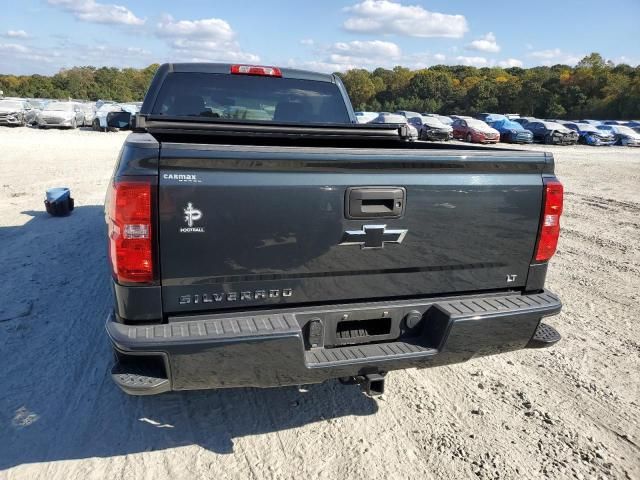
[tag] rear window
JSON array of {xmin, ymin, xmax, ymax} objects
[{"xmin": 151, "ymin": 72, "xmax": 351, "ymax": 124}]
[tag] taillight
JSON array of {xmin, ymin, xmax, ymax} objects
[
  {"xmin": 107, "ymin": 178, "xmax": 155, "ymax": 283},
  {"xmin": 230, "ymin": 64, "xmax": 282, "ymax": 77},
  {"xmin": 534, "ymin": 178, "xmax": 563, "ymax": 262}
]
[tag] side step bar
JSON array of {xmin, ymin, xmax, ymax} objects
[
  {"xmin": 526, "ymin": 323, "xmax": 561, "ymax": 348},
  {"xmin": 111, "ymin": 361, "xmax": 170, "ymax": 396}
]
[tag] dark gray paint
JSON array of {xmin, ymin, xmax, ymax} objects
[
  {"xmin": 107, "ymin": 290, "xmax": 561, "ymax": 391},
  {"xmin": 157, "ymin": 144, "xmax": 545, "ymax": 314},
  {"xmin": 112, "ymin": 281, "xmax": 162, "ymax": 321}
]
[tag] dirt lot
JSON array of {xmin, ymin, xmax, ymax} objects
[{"xmin": 1, "ymin": 127, "xmax": 638, "ymax": 480}]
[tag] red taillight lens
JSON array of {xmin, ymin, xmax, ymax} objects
[
  {"xmin": 107, "ymin": 179, "xmax": 154, "ymax": 283},
  {"xmin": 535, "ymin": 178, "xmax": 563, "ymax": 262},
  {"xmin": 230, "ymin": 64, "xmax": 282, "ymax": 77}
]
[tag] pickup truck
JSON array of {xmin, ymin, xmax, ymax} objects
[{"xmin": 105, "ymin": 63, "xmax": 563, "ymax": 397}]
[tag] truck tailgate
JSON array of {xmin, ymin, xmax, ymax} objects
[{"xmin": 157, "ymin": 143, "xmax": 548, "ymax": 314}]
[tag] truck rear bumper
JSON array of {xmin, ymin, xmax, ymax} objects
[{"xmin": 106, "ymin": 290, "xmax": 561, "ymax": 395}]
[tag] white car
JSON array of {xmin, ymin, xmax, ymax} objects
[
  {"xmin": 94, "ymin": 103, "xmax": 140, "ymax": 131},
  {"xmin": 78, "ymin": 103, "xmax": 96, "ymax": 126},
  {"xmin": 598, "ymin": 124, "xmax": 640, "ymax": 146},
  {"xmin": 354, "ymin": 111, "xmax": 379, "ymax": 124},
  {"xmin": 36, "ymin": 102, "xmax": 84, "ymax": 129},
  {"xmin": 370, "ymin": 113, "xmax": 419, "ymax": 141},
  {"xmin": 93, "ymin": 104, "xmax": 123, "ymax": 131}
]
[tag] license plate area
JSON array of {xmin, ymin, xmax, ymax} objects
[
  {"xmin": 336, "ymin": 317, "xmax": 392, "ymax": 344},
  {"xmin": 299, "ymin": 307, "xmax": 407, "ymax": 349}
]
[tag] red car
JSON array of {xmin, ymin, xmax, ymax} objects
[{"xmin": 452, "ymin": 118, "xmax": 501, "ymax": 144}]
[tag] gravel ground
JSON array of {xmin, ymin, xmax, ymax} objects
[{"xmin": 1, "ymin": 127, "xmax": 638, "ymax": 480}]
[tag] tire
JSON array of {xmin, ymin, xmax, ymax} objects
[
  {"xmin": 544, "ymin": 134, "xmax": 553, "ymax": 145},
  {"xmin": 466, "ymin": 133, "xmax": 472, "ymax": 143},
  {"xmin": 71, "ymin": 118, "xmax": 77, "ymax": 129},
  {"xmin": 92, "ymin": 119, "xmax": 100, "ymax": 131}
]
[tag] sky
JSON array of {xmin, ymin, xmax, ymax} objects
[{"xmin": 1, "ymin": 0, "xmax": 639, "ymax": 76}]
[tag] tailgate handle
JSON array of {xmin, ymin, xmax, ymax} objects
[{"xmin": 346, "ymin": 187, "xmax": 406, "ymax": 219}]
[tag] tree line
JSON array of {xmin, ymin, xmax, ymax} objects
[
  {"xmin": 337, "ymin": 53, "xmax": 640, "ymax": 119},
  {"xmin": 0, "ymin": 64, "xmax": 159, "ymax": 103},
  {"xmin": 1, "ymin": 53, "xmax": 638, "ymax": 119}
]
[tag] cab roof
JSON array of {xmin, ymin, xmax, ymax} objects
[{"xmin": 164, "ymin": 63, "xmax": 336, "ymax": 83}]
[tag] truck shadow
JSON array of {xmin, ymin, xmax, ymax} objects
[{"xmin": 0, "ymin": 206, "xmax": 377, "ymax": 471}]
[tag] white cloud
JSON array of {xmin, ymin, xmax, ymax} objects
[
  {"xmin": 156, "ymin": 16, "xmax": 234, "ymax": 41},
  {"xmin": 0, "ymin": 43, "xmax": 30, "ymax": 54},
  {"xmin": 343, "ymin": 0, "xmax": 468, "ymax": 38},
  {"xmin": 0, "ymin": 43, "xmax": 58, "ymax": 67},
  {"xmin": 529, "ymin": 48, "xmax": 562, "ymax": 60},
  {"xmin": 529, "ymin": 48, "xmax": 582, "ymax": 66},
  {"xmin": 5, "ymin": 30, "xmax": 29, "ymax": 39},
  {"xmin": 455, "ymin": 55, "xmax": 489, "ymax": 67},
  {"xmin": 155, "ymin": 15, "xmax": 259, "ymax": 63},
  {"xmin": 499, "ymin": 58, "xmax": 523, "ymax": 68},
  {"xmin": 289, "ymin": 47, "xmax": 453, "ymax": 73},
  {"xmin": 329, "ymin": 40, "xmax": 401, "ymax": 65},
  {"xmin": 0, "ymin": 37, "xmax": 156, "ymax": 74},
  {"xmin": 466, "ymin": 32, "xmax": 500, "ymax": 53},
  {"xmin": 613, "ymin": 56, "xmax": 638, "ymax": 66},
  {"xmin": 300, "ymin": 38, "xmax": 315, "ymax": 46},
  {"xmin": 47, "ymin": 0, "xmax": 145, "ymax": 26},
  {"xmin": 318, "ymin": 40, "xmax": 400, "ymax": 70}
]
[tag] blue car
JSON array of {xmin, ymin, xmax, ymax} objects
[
  {"xmin": 563, "ymin": 122, "xmax": 616, "ymax": 146},
  {"xmin": 486, "ymin": 115, "xmax": 534, "ymax": 143}
]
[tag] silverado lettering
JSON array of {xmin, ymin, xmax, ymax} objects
[{"xmin": 179, "ymin": 289, "xmax": 293, "ymax": 304}]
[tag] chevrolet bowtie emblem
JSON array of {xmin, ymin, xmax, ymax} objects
[{"xmin": 340, "ymin": 225, "xmax": 408, "ymax": 249}]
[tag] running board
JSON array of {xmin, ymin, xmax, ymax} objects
[
  {"xmin": 526, "ymin": 323, "xmax": 561, "ymax": 348},
  {"xmin": 111, "ymin": 362, "xmax": 171, "ymax": 396}
]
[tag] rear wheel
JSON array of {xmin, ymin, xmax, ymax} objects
[
  {"xmin": 466, "ymin": 133, "xmax": 472, "ymax": 143},
  {"xmin": 544, "ymin": 134, "xmax": 553, "ymax": 145}
]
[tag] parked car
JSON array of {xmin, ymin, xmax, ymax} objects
[
  {"xmin": 95, "ymin": 103, "xmax": 121, "ymax": 130},
  {"xmin": 597, "ymin": 124, "xmax": 640, "ymax": 146},
  {"xmin": 513, "ymin": 117, "xmax": 537, "ymax": 127},
  {"xmin": 36, "ymin": 102, "xmax": 84, "ymax": 129},
  {"xmin": 78, "ymin": 102, "xmax": 96, "ymax": 126},
  {"xmin": 370, "ymin": 113, "xmax": 419, "ymax": 141},
  {"xmin": 25, "ymin": 100, "xmax": 46, "ymax": 124},
  {"xmin": 526, "ymin": 121, "xmax": 579, "ymax": 145},
  {"xmin": 105, "ymin": 62, "xmax": 563, "ymax": 397},
  {"xmin": 577, "ymin": 119, "xmax": 602, "ymax": 126},
  {"xmin": 0, "ymin": 99, "xmax": 34, "ymax": 126},
  {"xmin": 395, "ymin": 110, "xmax": 422, "ymax": 120},
  {"xmin": 93, "ymin": 103, "xmax": 124, "ymax": 131},
  {"xmin": 623, "ymin": 121, "xmax": 640, "ymax": 134},
  {"xmin": 451, "ymin": 117, "xmax": 500, "ymax": 143},
  {"xmin": 449, "ymin": 115, "xmax": 473, "ymax": 121},
  {"xmin": 423, "ymin": 113, "xmax": 454, "ymax": 125},
  {"xmin": 408, "ymin": 115, "xmax": 453, "ymax": 141},
  {"xmin": 487, "ymin": 116, "xmax": 534, "ymax": 144},
  {"xmin": 354, "ymin": 111, "xmax": 379, "ymax": 124},
  {"xmin": 475, "ymin": 113, "xmax": 495, "ymax": 121},
  {"xmin": 563, "ymin": 122, "xmax": 615, "ymax": 146}
]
